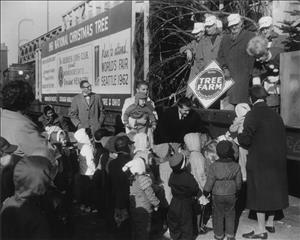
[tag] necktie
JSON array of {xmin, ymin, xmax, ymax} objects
[{"xmin": 85, "ymin": 96, "xmax": 90, "ymax": 105}]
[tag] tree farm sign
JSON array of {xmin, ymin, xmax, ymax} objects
[{"xmin": 189, "ymin": 61, "xmax": 234, "ymax": 109}]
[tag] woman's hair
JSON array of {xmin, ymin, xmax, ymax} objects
[
  {"xmin": 2, "ymin": 80, "xmax": 35, "ymax": 111},
  {"xmin": 246, "ymin": 35, "xmax": 268, "ymax": 58}
]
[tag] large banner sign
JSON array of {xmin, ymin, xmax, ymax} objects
[
  {"xmin": 189, "ymin": 61, "xmax": 234, "ymax": 109},
  {"xmin": 41, "ymin": 2, "xmax": 132, "ymax": 109}
]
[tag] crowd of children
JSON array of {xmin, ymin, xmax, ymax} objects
[{"xmin": 1, "ymin": 100, "xmax": 249, "ymax": 240}]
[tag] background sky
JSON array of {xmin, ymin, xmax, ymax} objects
[{"xmin": 1, "ymin": 1, "xmax": 82, "ymax": 65}]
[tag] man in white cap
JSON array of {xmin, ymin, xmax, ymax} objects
[
  {"xmin": 185, "ymin": 14, "xmax": 223, "ymax": 103},
  {"xmin": 180, "ymin": 22, "xmax": 205, "ymax": 98},
  {"xmin": 217, "ymin": 13, "xmax": 256, "ymax": 109},
  {"xmin": 258, "ymin": 16, "xmax": 286, "ymax": 50}
]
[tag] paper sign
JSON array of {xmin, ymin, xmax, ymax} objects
[{"xmin": 189, "ymin": 60, "xmax": 234, "ymax": 109}]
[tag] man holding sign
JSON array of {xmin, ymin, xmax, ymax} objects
[{"xmin": 217, "ymin": 14, "xmax": 255, "ymax": 109}]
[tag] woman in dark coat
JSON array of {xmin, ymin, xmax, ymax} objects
[{"xmin": 237, "ymin": 85, "xmax": 288, "ymax": 239}]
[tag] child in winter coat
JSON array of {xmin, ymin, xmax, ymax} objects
[
  {"xmin": 74, "ymin": 128, "xmax": 96, "ymax": 212},
  {"xmin": 228, "ymin": 103, "xmax": 251, "ymax": 181},
  {"xmin": 123, "ymin": 92, "xmax": 157, "ymax": 133},
  {"xmin": 184, "ymin": 132, "xmax": 211, "ymax": 234},
  {"xmin": 167, "ymin": 152, "xmax": 201, "ymax": 240},
  {"xmin": 203, "ymin": 140, "xmax": 242, "ymax": 240},
  {"xmin": 122, "ymin": 157, "xmax": 160, "ymax": 240}
]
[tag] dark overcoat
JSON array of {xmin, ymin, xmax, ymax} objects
[
  {"xmin": 158, "ymin": 107, "xmax": 207, "ymax": 144},
  {"xmin": 217, "ymin": 29, "xmax": 255, "ymax": 104},
  {"xmin": 69, "ymin": 93, "xmax": 105, "ymax": 134},
  {"xmin": 237, "ymin": 102, "xmax": 289, "ymax": 211}
]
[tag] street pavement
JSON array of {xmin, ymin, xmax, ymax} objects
[{"xmin": 69, "ymin": 195, "xmax": 300, "ymax": 240}]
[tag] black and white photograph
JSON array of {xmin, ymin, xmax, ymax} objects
[{"xmin": 0, "ymin": 1, "xmax": 300, "ymax": 239}]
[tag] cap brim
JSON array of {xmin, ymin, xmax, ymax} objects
[
  {"xmin": 228, "ymin": 21, "xmax": 240, "ymax": 27},
  {"xmin": 3, "ymin": 144, "xmax": 18, "ymax": 154},
  {"xmin": 259, "ymin": 24, "xmax": 271, "ymax": 30},
  {"xmin": 191, "ymin": 29, "xmax": 202, "ymax": 34}
]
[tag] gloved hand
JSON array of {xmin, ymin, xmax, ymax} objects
[{"xmin": 186, "ymin": 49, "xmax": 193, "ymax": 62}]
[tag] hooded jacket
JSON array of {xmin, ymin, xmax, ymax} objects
[
  {"xmin": 184, "ymin": 133, "xmax": 207, "ymax": 190},
  {"xmin": 1, "ymin": 156, "xmax": 52, "ymax": 239},
  {"xmin": 1, "ymin": 156, "xmax": 52, "ymax": 212},
  {"xmin": 74, "ymin": 128, "xmax": 96, "ymax": 176},
  {"xmin": 203, "ymin": 157, "xmax": 242, "ymax": 196}
]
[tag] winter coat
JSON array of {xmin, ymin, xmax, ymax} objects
[
  {"xmin": 203, "ymin": 157, "xmax": 242, "ymax": 196},
  {"xmin": 237, "ymin": 101, "xmax": 289, "ymax": 211},
  {"xmin": 0, "ymin": 109, "xmax": 52, "ymax": 161},
  {"xmin": 108, "ymin": 152, "xmax": 131, "ymax": 209},
  {"xmin": 184, "ymin": 133, "xmax": 207, "ymax": 190},
  {"xmin": 217, "ymin": 29, "xmax": 256, "ymax": 104},
  {"xmin": 74, "ymin": 128, "xmax": 96, "ymax": 176},
  {"xmin": 69, "ymin": 93, "xmax": 105, "ymax": 134},
  {"xmin": 130, "ymin": 174, "xmax": 160, "ymax": 213},
  {"xmin": 0, "ymin": 156, "xmax": 54, "ymax": 240},
  {"xmin": 181, "ymin": 34, "xmax": 223, "ymax": 98},
  {"xmin": 169, "ymin": 170, "xmax": 200, "ymax": 200}
]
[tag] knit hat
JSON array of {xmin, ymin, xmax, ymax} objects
[
  {"xmin": 122, "ymin": 157, "xmax": 146, "ymax": 175},
  {"xmin": 169, "ymin": 152, "xmax": 185, "ymax": 168},
  {"xmin": 235, "ymin": 103, "xmax": 251, "ymax": 118},
  {"xmin": 216, "ymin": 140, "xmax": 234, "ymax": 158}
]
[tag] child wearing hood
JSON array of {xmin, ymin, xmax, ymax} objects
[
  {"xmin": 228, "ymin": 103, "xmax": 251, "ymax": 181},
  {"xmin": 184, "ymin": 132, "xmax": 211, "ymax": 234},
  {"xmin": 203, "ymin": 140, "xmax": 242, "ymax": 240},
  {"xmin": 1, "ymin": 155, "xmax": 53, "ymax": 239},
  {"xmin": 122, "ymin": 157, "xmax": 160, "ymax": 240},
  {"xmin": 167, "ymin": 152, "xmax": 201, "ymax": 240},
  {"xmin": 123, "ymin": 92, "xmax": 157, "ymax": 133},
  {"xmin": 74, "ymin": 128, "xmax": 96, "ymax": 212}
]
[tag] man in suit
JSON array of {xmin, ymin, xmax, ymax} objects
[
  {"xmin": 69, "ymin": 80, "xmax": 105, "ymax": 134},
  {"xmin": 158, "ymin": 97, "xmax": 207, "ymax": 144}
]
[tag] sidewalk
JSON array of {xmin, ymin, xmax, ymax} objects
[{"xmin": 163, "ymin": 196, "xmax": 300, "ymax": 240}]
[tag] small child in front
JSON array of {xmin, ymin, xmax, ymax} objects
[
  {"xmin": 203, "ymin": 140, "xmax": 242, "ymax": 240},
  {"xmin": 167, "ymin": 152, "xmax": 201, "ymax": 240},
  {"xmin": 122, "ymin": 157, "xmax": 160, "ymax": 240}
]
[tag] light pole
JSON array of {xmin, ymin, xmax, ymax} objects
[{"xmin": 18, "ymin": 18, "xmax": 34, "ymax": 63}]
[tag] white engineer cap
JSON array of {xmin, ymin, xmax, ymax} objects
[
  {"xmin": 258, "ymin": 16, "xmax": 273, "ymax": 30},
  {"xmin": 192, "ymin": 22, "xmax": 205, "ymax": 34},
  {"xmin": 204, "ymin": 15, "xmax": 217, "ymax": 26},
  {"xmin": 227, "ymin": 13, "xmax": 241, "ymax": 27}
]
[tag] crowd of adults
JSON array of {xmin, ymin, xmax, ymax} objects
[{"xmin": 0, "ymin": 12, "xmax": 289, "ymax": 240}]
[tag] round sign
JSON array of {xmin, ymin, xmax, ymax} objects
[{"xmin": 194, "ymin": 68, "xmax": 225, "ymax": 100}]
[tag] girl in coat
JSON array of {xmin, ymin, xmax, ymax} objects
[
  {"xmin": 74, "ymin": 128, "xmax": 96, "ymax": 212},
  {"xmin": 184, "ymin": 132, "xmax": 211, "ymax": 235},
  {"xmin": 167, "ymin": 152, "xmax": 201, "ymax": 240},
  {"xmin": 122, "ymin": 157, "xmax": 160, "ymax": 240}
]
